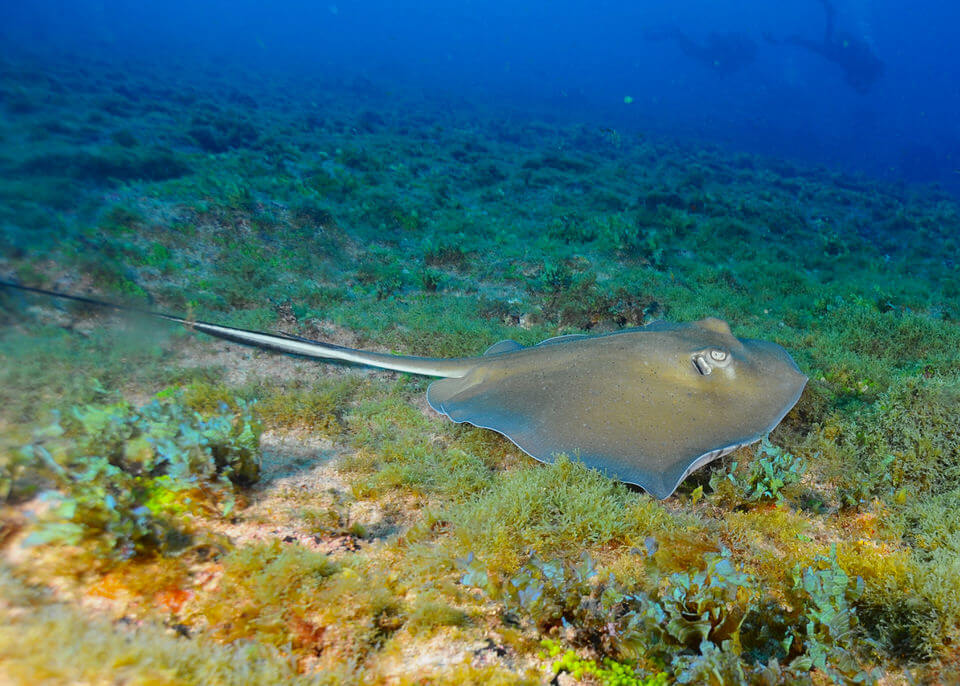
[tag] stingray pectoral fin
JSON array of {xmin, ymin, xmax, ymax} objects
[
  {"xmin": 426, "ymin": 374, "xmax": 564, "ymax": 475},
  {"xmin": 426, "ymin": 373, "xmax": 686, "ymax": 499},
  {"xmin": 426, "ymin": 369, "xmax": 765, "ymax": 499},
  {"xmin": 651, "ymin": 441, "xmax": 755, "ymax": 499},
  {"xmin": 426, "ymin": 372, "xmax": 485, "ymax": 414}
]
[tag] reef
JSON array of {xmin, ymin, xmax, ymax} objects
[{"xmin": 1, "ymin": 49, "xmax": 959, "ymax": 684}]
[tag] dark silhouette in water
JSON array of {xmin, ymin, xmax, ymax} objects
[
  {"xmin": 767, "ymin": 0, "xmax": 883, "ymax": 93},
  {"xmin": 645, "ymin": 28, "xmax": 757, "ymax": 75}
]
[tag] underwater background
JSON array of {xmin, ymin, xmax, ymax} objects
[
  {"xmin": 4, "ymin": 0, "xmax": 960, "ymax": 194},
  {"xmin": 1, "ymin": 0, "xmax": 959, "ymax": 684}
]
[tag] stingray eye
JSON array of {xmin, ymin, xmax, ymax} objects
[
  {"xmin": 693, "ymin": 348, "xmax": 731, "ymax": 375},
  {"xmin": 692, "ymin": 353, "xmax": 712, "ymax": 376}
]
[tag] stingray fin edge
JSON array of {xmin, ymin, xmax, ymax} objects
[{"xmin": 483, "ymin": 340, "xmax": 525, "ymax": 355}]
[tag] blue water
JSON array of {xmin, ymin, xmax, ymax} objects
[{"xmin": 2, "ymin": 0, "xmax": 958, "ymax": 194}]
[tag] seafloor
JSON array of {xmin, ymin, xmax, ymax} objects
[{"xmin": 1, "ymin": 49, "xmax": 959, "ymax": 685}]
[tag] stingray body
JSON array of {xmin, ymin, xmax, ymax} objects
[
  {"xmin": 428, "ymin": 319, "xmax": 806, "ymax": 498},
  {"xmin": 1, "ymin": 281, "xmax": 807, "ymax": 498}
]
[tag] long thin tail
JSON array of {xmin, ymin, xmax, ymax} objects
[{"xmin": 0, "ymin": 280, "xmax": 474, "ymax": 378}]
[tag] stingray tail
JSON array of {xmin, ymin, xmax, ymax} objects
[{"xmin": 0, "ymin": 280, "xmax": 474, "ymax": 378}]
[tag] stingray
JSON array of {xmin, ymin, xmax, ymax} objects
[{"xmin": 0, "ymin": 281, "xmax": 807, "ymax": 498}]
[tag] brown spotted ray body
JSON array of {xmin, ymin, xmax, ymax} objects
[{"xmin": 0, "ymin": 281, "xmax": 807, "ymax": 498}]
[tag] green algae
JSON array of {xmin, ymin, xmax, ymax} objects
[
  {"xmin": 445, "ymin": 456, "xmax": 681, "ymax": 570},
  {"xmin": 463, "ymin": 546, "xmax": 878, "ymax": 683},
  {"xmin": 709, "ymin": 438, "xmax": 807, "ymax": 506},
  {"xmin": 344, "ymin": 383, "xmax": 502, "ymax": 500},
  {"xmin": 11, "ymin": 389, "xmax": 260, "ymax": 557},
  {"xmin": 541, "ymin": 639, "xmax": 669, "ymax": 686}
]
